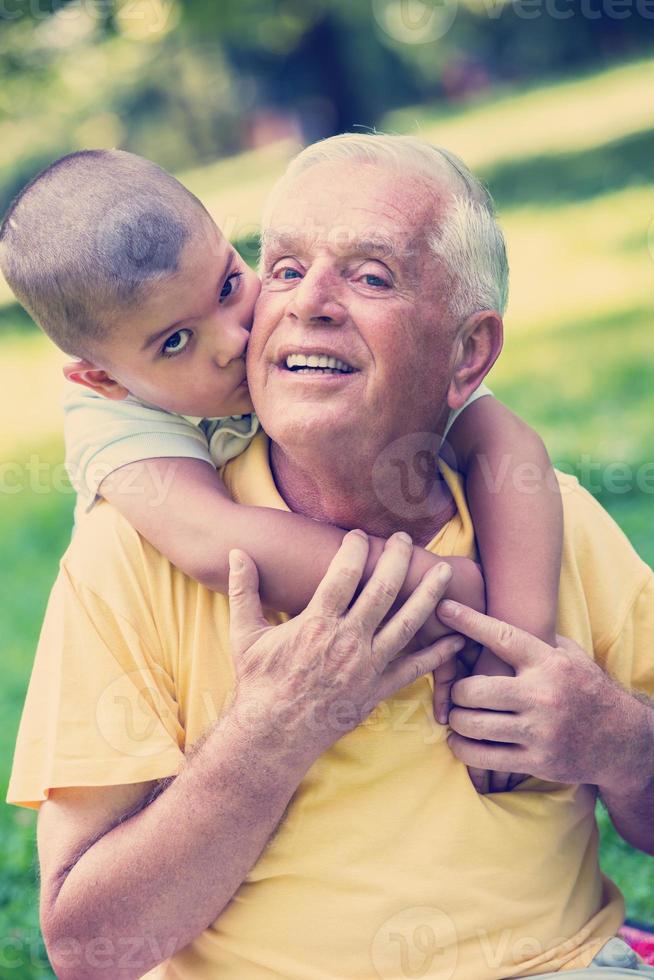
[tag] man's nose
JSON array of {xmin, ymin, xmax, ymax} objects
[
  {"xmin": 212, "ymin": 319, "xmax": 249, "ymax": 368},
  {"xmin": 288, "ymin": 266, "xmax": 347, "ymax": 327}
]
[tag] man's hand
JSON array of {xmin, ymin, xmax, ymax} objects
[
  {"xmin": 437, "ymin": 599, "xmax": 646, "ymax": 789},
  {"xmin": 228, "ymin": 530, "xmax": 465, "ymax": 764},
  {"xmin": 463, "ymin": 645, "xmax": 526, "ymax": 794}
]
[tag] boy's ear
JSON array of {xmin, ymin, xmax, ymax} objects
[
  {"xmin": 447, "ymin": 311, "xmax": 503, "ymax": 412},
  {"xmin": 63, "ymin": 360, "xmax": 130, "ymax": 401}
]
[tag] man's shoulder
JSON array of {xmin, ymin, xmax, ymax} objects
[
  {"xmin": 555, "ymin": 470, "xmax": 653, "ymax": 655},
  {"xmin": 557, "ymin": 470, "xmax": 649, "ymax": 573},
  {"xmin": 63, "ymin": 501, "xmax": 176, "ymax": 602}
]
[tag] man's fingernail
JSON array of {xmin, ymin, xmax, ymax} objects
[
  {"xmin": 439, "ymin": 599, "xmax": 459, "ymax": 617},
  {"xmin": 396, "ymin": 531, "xmax": 412, "ymax": 545},
  {"xmin": 350, "ymin": 529, "xmax": 368, "ymax": 540},
  {"xmin": 229, "ymin": 551, "xmax": 244, "ymax": 571}
]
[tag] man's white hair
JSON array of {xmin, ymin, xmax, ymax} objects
[{"xmin": 264, "ymin": 132, "xmax": 509, "ymax": 321}]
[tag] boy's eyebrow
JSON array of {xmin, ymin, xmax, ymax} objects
[{"xmin": 141, "ymin": 246, "xmax": 236, "ymax": 351}]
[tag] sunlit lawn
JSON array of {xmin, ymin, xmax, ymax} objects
[{"xmin": 1, "ymin": 56, "xmax": 653, "ymax": 977}]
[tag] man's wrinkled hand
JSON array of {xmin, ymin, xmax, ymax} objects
[
  {"xmin": 226, "ymin": 531, "xmax": 466, "ymax": 765},
  {"xmin": 436, "ymin": 600, "xmax": 633, "ymax": 789}
]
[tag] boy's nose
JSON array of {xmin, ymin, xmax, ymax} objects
[{"xmin": 213, "ymin": 321, "xmax": 249, "ymax": 368}]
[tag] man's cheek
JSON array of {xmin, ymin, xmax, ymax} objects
[{"xmin": 252, "ymin": 289, "xmax": 286, "ymax": 330}]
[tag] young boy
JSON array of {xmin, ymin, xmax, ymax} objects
[{"xmin": 0, "ymin": 148, "xmax": 562, "ymax": 790}]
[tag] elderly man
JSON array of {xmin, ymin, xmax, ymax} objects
[{"xmin": 8, "ymin": 134, "xmax": 654, "ymax": 980}]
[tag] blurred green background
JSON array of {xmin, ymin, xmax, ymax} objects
[{"xmin": 1, "ymin": 1, "xmax": 653, "ymax": 975}]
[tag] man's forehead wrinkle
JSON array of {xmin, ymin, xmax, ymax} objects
[{"xmin": 262, "ymin": 226, "xmax": 411, "ymax": 264}]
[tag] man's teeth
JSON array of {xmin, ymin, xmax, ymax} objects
[{"xmin": 285, "ymin": 353, "xmax": 354, "ymax": 373}]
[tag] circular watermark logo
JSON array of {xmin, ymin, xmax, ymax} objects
[
  {"xmin": 371, "ymin": 0, "xmax": 459, "ymax": 44},
  {"xmin": 371, "ymin": 905, "xmax": 458, "ymax": 979},
  {"xmin": 372, "ymin": 431, "xmax": 446, "ymax": 521},
  {"xmin": 95, "ymin": 667, "xmax": 174, "ymax": 759},
  {"xmin": 94, "ymin": 193, "xmax": 188, "ymax": 284}
]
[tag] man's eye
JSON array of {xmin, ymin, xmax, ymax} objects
[
  {"xmin": 272, "ymin": 264, "xmax": 302, "ymax": 281},
  {"xmin": 220, "ymin": 270, "xmax": 243, "ymax": 301},
  {"xmin": 162, "ymin": 328, "xmax": 192, "ymax": 357},
  {"xmin": 362, "ymin": 273, "xmax": 389, "ymax": 288}
]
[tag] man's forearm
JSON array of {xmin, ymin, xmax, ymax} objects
[
  {"xmin": 599, "ymin": 691, "xmax": 654, "ymax": 856},
  {"xmin": 43, "ymin": 710, "xmax": 314, "ymax": 980}
]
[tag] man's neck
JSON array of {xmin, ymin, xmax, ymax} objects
[{"xmin": 270, "ymin": 440, "xmax": 457, "ymax": 547}]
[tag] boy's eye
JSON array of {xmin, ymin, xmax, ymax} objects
[
  {"xmin": 220, "ymin": 270, "xmax": 243, "ymax": 301},
  {"xmin": 162, "ymin": 328, "xmax": 192, "ymax": 357}
]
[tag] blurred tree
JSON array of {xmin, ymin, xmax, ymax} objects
[{"xmin": 0, "ymin": 0, "xmax": 653, "ymax": 214}]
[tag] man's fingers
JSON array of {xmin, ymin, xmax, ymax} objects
[
  {"xmin": 448, "ymin": 707, "xmax": 523, "ymax": 744},
  {"xmin": 308, "ymin": 530, "xmax": 370, "ymax": 618},
  {"xmin": 372, "ymin": 562, "xmax": 453, "ymax": 665},
  {"xmin": 351, "ymin": 532, "xmax": 414, "ymax": 632},
  {"xmin": 379, "ymin": 634, "xmax": 465, "ymax": 701},
  {"xmin": 228, "ymin": 550, "xmax": 270, "ymax": 654},
  {"xmin": 447, "ymin": 732, "xmax": 525, "ymax": 774},
  {"xmin": 451, "ymin": 675, "xmax": 525, "ymax": 712},
  {"xmin": 438, "ymin": 601, "xmax": 551, "ymax": 670}
]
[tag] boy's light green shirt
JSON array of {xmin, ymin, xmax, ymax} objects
[{"xmin": 63, "ymin": 383, "xmax": 260, "ymax": 512}]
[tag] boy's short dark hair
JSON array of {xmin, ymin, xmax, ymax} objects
[{"xmin": 0, "ymin": 149, "xmax": 209, "ymax": 358}]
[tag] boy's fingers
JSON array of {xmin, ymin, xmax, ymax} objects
[
  {"xmin": 372, "ymin": 563, "xmax": 453, "ymax": 665},
  {"xmin": 489, "ymin": 771, "xmax": 526, "ymax": 793},
  {"xmin": 432, "ymin": 651, "xmax": 458, "ymax": 725},
  {"xmin": 467, "ymin": 766, "xmax": 491, "ymax": 794},
  {"xmin": 351, "ymin": 533, "xmax": 414, "ymax": 634},
  {"xmin": 308, "ymin": 530, "xmax": 370, "ymax": 618},
  {"xmin": 437, "ymin": 601, "xmax": 550, "ymax": 670},
  {"xmin": 228, "ymin": 550, "xmax": 269, "ymax": 653}
]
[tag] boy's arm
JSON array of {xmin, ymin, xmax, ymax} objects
[
  {"xmin": 447, "ymin": 396, "xmax": 562, "ymax": 647},
  {"xmin": 99, "ymin": 457, "xmax": 484, "ymax": 622},
  {"xmin": 446, "ymin": 396, "xmax": 562, "ymax": 791}
]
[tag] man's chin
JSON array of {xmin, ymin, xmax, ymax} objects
[
  {"xmin": 260, "ymin": 402, "xmax": 354, "ymax": 451},
  {"xmin": 254, "ymin": 368, "xmax": 361, "ymax": 434}
]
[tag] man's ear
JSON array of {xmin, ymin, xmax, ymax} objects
[
  {"xmin": 447, "ymin": 311, "xmax": 503, "ymax": 411},
  {"xmin": 63, "ymin": 360, "xmax": 130, "ymax": 401}
]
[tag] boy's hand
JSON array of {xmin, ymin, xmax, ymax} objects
[{"xmin": 406, "ymin": 552, "xmax": 485, "ymax": 725}]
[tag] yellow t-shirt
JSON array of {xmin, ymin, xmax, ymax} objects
[{"xmin": 8, "ymin": 433, "xmax": 654, "ymax": 979}]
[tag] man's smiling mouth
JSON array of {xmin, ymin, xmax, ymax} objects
[{"xmin": 282, "ymin": 351, "xmax": 357, "ymax": 375}]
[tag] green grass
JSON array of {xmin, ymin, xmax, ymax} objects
[
  {"xmin": 2, "ymin": 54, "xmax": 654, "ymax": 977},
  {"xmin": 0, "ymin": 455, "xmax": 73, "ymax": 979}
]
